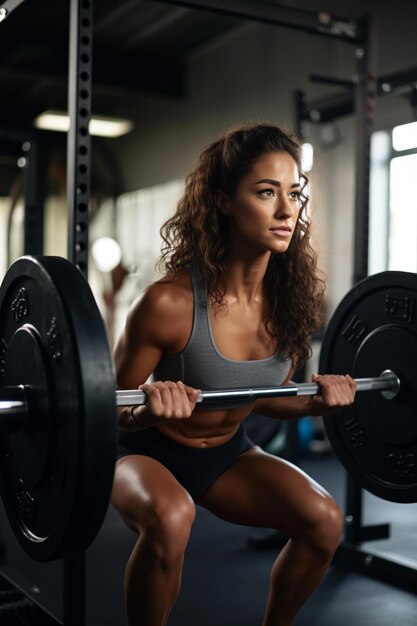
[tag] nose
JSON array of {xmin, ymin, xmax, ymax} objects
[{"xmin": 274, "ymin": 191, "xmax": 294, "ymax": 218}]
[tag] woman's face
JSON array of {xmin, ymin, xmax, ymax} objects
[{"xmin": 223, "ymin": 151, "xmax": 303, "ymax": 255}]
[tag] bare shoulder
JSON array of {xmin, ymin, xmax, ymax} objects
[
  {"xmin": 140, "ymin": 269, "xmax": 192, "ymax": 322},
  {"xmin": 125, "ymin": 269, "xmax": 193, "ymax": 350}
]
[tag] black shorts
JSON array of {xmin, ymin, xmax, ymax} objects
[{"xmin": 116, "ymin": 423, "xmax": 254, "ymax": 499}]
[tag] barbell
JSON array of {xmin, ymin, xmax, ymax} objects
[
  {"xmin": 0, "ymin": 370, "xmax": 401, "ymax": 416},
  {"xmin": 0, "ymin": 255, "xmax": 416, "ymax": 563}
]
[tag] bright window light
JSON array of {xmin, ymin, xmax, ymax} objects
[
  {"xmin": 301, "ymin": 142, "xmax": 314, "ymax": 172},
  {"xmin": 388, "ymin": 153, "xmax": 417, "ymax": 272},
  {"xmin": 392, "ymin": 121, "xmax": 417, "ymax": 152},
  {"xmin": 92, "ymin": 237, "xmax": 122, "ymax": 272},
  {"xmin": 368, "ymin": 131, "xmax": 390, "ymax": 274},
  {"xmin": 34, "ymin": 111, "xmax": 134, "ymax": 138}
]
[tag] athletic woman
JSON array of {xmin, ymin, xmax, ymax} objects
[{"xmin": 112, "ymin": 123, "xmax": 356, "ymax": 626}]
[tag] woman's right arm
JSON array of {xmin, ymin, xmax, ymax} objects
[{"xmin": 113, "ymin": 282, "xmax": 199, "ymax": 431}]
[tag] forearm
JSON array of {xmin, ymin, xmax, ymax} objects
[{"xmin": 254, "ymin": 395, "xmax": 326, "ymax": 420}]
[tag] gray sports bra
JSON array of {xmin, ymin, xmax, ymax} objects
[{"xmin": 153, "ymin": 264, "xmax": 292, "ymax": 410}]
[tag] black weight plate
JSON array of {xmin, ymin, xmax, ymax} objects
[
  {"xmin": 0, "ymin": 256, "xmax": 117, "ymax": 561},
  {"xmin": 320, "ymin": 271, "xmax": 417, "ymax": 503}
]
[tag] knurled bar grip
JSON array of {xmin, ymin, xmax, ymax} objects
[{"xmin": 115, "ymin": 369, "xmax": 400, "ymax": 406}]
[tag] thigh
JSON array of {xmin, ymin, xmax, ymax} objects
[
  {"xmin": 111, "ymin": 454, "xmax": 195, "ymax": 533},
  {"xmin": 196, "ymin": 446, "xmax": 338, "ymax": 537}
]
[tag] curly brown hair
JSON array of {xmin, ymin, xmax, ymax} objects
[{"xmin": 158, "ymin": 122, "xmax": 325, "ymax": 368}]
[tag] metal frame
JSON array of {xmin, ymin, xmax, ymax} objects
[
  {"xmin": 352, "ymin": 16, "xmax": 378, "ymax": 284},
  {"xmin": 334, "ymin": 544, "xmax": 417, "ymax": 594},
  {"xmin": 161, "ymin": 0, "xmax": 366, "ymax": 43},
  {"xmin": 0, "ymin": 128, "xmax": 45, "ymax": 259},
  {"xmin": 296, "ymin": 66, "xmax": 417, "ymax": 126},
  {"xmin": 0, "ymin": 0, "xmax": 26, "ymax": 20},
  {"xmin": 64, "ymin": 3, "xmax": 93, "ymax": 623},
  {"xmin": 0, "ymin": 569, "xmax": 61, "ymax": 625},
  {"xmin": 67, "ymin": 0, "xmax": 93, "ymax": 276},
  {"xmin": 1, "ymin": 2, "xmax": 92, "ymax": 625},
  {"xmin": 22, "ymin": 137, "xmax": 45, "ymax": 257}
]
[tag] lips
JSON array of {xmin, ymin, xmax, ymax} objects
[{"xmin": 269, "ymin": 226, "xmax": 292, "ymax": 235}]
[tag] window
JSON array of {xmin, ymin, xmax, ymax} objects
[
  {"xmin": 369, "ymin": 122, "xmax": 417, "ymax": 274},
  {"xmin": 389, "ymin": 153, "xmax": 417, "ymax": 271}
]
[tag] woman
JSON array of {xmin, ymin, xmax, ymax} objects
[{"xmin": 112, "ymin": 122, "xmax": 356, "ymax": 626}]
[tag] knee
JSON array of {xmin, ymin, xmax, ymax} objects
[
  {"xmin": 141, "ymin": 495, "xmax": 196, "ymax": 568},
  {"xmin": 303, "ymin": 497, "xmax": 343, "ymax": 563}
]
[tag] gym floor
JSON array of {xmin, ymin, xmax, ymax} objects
[{"xmin": 0, "ymin": 452, "xmax": 416, "ymax": 625}]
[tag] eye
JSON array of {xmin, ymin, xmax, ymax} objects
[
  {"xmin": 258, "ymin": 188, "xmax": 275, "ymax": 198},
  {"xmin": 289, "ymin": 191, "xmax": 302, "ymax": 202}
]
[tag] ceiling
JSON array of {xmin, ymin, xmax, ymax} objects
[
  {"xmin": 0, "ymin": 0, "xmax": 246, "ymax": 194},
  {"xmin": 1, "ymin": 1, "xmax": 416, "ymax": 194},
  {"xmin": 0, "ymin": 0, "xmax": 242, "ymax": 130}
]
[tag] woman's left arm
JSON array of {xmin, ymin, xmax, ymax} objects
[{"xmin": 253, "ymin": 371, "xmax": 356, "ymax": 419}]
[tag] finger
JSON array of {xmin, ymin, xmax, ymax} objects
[
  {"xmin": 329, "ymin": 376, "xmax": 354, "ymax": 402},
  {"xmin": 182, "ymin": 383, "xmax": 201, "ymax": 408},
  {"xmin": 164, "ymin": 380, "xmax": 186, "ymax": 418},
  {"xmin": 176, "ymin": 381, "xmax": 196, "ymax": 417},
  {"xmin": 346, "ymin": 374, "xmax": 357, "ymax": 395},
  {"xmin": 182, "ymin": 383, "xmax": 201, "ymax": 400},
  {"xmin": 147, "ymin": 381, "xmax": 178, "ymax": 416},
  {"xmin": 174, "ymin": 383, "xmax": 200, "ymax": 411},
  {"xmin": 139, "ymin": 382, "xmax": 164, "ymax": 415},
  {"xmin": 312, "ymin": 374, "xmax": 354, "ymax": 406},
  {"xmin": 157, "ymin": 381, "xmax": 182, "ymax": 416}
]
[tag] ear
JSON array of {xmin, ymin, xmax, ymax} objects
[{"xmin": 215, "ymin": 189, "xmax": 232, "ymax": 216}]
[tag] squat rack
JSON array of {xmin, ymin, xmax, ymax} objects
[
  {"xmin": 1, "ymin": 0, "xmax": 413, "ymax": 624},
  {"xmin": 0, "ymin": 0, "xmax": 376, "ymax": 284},
  {"xmin": 1, "ymin": 1, "xmax": 93, "ymax": 624}
]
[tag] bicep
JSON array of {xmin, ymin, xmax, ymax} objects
[
  {"xmin": 114, "ymin": 330, "xmax": 163, "ymax": 390},
  {"xmin": 113, "ymin": 283, "xmax": 186, "ymax": 390},
  {"xmin": 113, "ymin": 294, "xmax": 163, "ymax": 390}
]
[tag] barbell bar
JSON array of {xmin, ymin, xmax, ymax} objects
[
  {"xmin": 0, "ymin": 370, "xmax": 401, "ymax": 427},
  {"xmin": 115, "ymin": 369, "xmax": 400, "ymax": 406},
  {"xmin": 0, "ymin": 255, "xmax": 416, "ymax": 564}
]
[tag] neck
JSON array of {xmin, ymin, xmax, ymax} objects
[{"xmin": 222, "ymin": 247, "xmax": 271, "ymax": 305}]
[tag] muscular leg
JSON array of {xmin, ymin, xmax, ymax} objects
[
  {"xmin": 196, "ymin": 446, "xmax": 343, "ymax": 626},
  {"xmin": 111, "ymin": 455, "xmax": 196, "ymax": 626}
]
